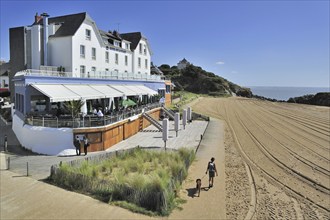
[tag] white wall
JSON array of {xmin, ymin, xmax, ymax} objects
[
  {"xmin": 72, "ymin": 21, "xmax": 133, "ymax": 76},
  {"xmin": 12, "ymin": 114, "xmax": 75, "ymax": 155},
  {"xmin": 48, "ymin": 36, "xmax": 73, "ymax": 72},
  {"xmin": 31, "ymin": 25, "xmax": 41, "ymax": 69},
  {"xmin": 132, "ymin": 38, "xmax": 151, "ymax": 75}
]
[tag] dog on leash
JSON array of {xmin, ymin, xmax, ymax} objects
[{"xmin": 196, "ymin": 178, "xmax": 202, "ymax": 197}]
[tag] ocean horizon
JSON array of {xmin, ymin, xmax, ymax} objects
[{"xmin": 249, "ymin": 86, "xmax": 329, "ymax": 101}]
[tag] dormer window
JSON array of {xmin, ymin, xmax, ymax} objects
[
  {"xmin": 125, "ymin": 43, "xmax": 130, "ymax": 50},
  {"xmin": 114, "ymin": 41, "xmax": 120, "ymax": 47},
  {"xmin": 86, "ymin": 29, "xmax": 91, "ymax": 40},
  {"xmin": 139, "ymin": 43, "xmax": 142, "ymax": 54},
  {"xmin": 144, "ymin": 45, "xmax": 147, "ymax": 55}
]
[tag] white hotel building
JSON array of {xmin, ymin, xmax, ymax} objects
[{"xmin": 9, "ymin": 12, "xmax": 172, "ymax": 155}]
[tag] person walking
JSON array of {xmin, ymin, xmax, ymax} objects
[
  {"xmin": 83, "ymin": 136, "xmax": 89, "ymax": 156},
  {"xmin": 205, "ymin": 157, "xmax": 218, "ymax": 188}
]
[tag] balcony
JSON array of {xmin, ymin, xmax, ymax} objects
[{"xmin": 15, "ymin": 69, "xmax": 165, "ymax": 82}]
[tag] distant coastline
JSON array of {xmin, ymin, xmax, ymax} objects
[{"xmin": 249, "ymin": 86, "xmax": 329, "ymax": 101}]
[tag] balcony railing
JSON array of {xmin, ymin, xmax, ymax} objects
[
  {"xmin": 24, "ymin": 103, "xmax": 162, "ymax": 128},
  {"xmin": 16, "ymin": 69, "xmax": 165, "ymax": 81}
]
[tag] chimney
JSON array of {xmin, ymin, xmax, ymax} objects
[
  {"xmin": 34, "ymin": 13, "xmax": 42, "ymax": 24},
  {"xmin": 41, "ymin": 13, "xmax": 49, "ymax": 66}
]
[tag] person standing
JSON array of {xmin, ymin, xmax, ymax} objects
[
  {"xmin": 205, "ymin": 157, "xmax": 218, "ymax": 188},
  {"xmin": 74, "ymin": 138, "xmax": 81, "ymax": 156},
  {"xmin": 83, "ymin": 136, "xmax": 89, "ymax": 156}
]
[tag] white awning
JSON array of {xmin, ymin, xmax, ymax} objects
[
  {"xmin": 31, "ymin": 84, "xmax": 81, "ymax": 102},
  {"xmin": 91, "ymin": 85, "xmax": 123, "ymax": 98},
  {"xmin": 64, "ymin": 85, "xmax": 105, "ymax": 100},
  {"xmin": 110, "ymin": 85, "xmax": 138, "ymax": 96},
  {"xmin": 135, "ymin": 85, "xmax": 158, "ymax": 95},
  {"xmin": 31, "ymin": 83, "xmax": 158, "ymax": 102}
]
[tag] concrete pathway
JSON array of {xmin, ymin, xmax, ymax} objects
[
  {"xmin": 0, "ymin": 119, "xmax": 225, "ymax": 219},
  {"xmin": 169, "ymin": 119, "xmax": 226, "ymax": 219}
]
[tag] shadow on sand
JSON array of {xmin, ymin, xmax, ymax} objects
[{"xmin": 186, "ymin": 187, "xmax": 209, "ymax": 198}]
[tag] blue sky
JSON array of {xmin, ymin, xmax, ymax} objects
[{"xmin": 0, "ymin": 0, "xmax": 329, "ymax": 87}]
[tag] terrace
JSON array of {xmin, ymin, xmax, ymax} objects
[{"xmin": 16, "ymin": 68, "xmax": 165, "ymax": 81}]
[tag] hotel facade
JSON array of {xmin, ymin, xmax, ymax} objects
[{"xmin": 9, "ymin": 12, "xmax": 172, "ymax": 155}]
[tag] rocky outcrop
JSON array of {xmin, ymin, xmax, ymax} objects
[{"xmin": 287, "ymin": 92, "xmax": 330, "ymax": 107}]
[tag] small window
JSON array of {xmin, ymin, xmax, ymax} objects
[
  {"xmin": 125, "ymin": 55, "xmax": 128, "ymax": 66},
  {"xmin": 144, "ymin": 45, "xmax": 147, "ymax": 55},
  {"xmin": 92, "ymin": 48, "xmax": 96, "ymax": 60},
  {"xmin": 91, "ymin": 67, "xmax": 96, "ymax": 72},
  {"xmin": 115, "ymin": 53, "xmax": 119, "ymax": 64},
  {"xmin": 166, "ymin": 85, "xmax": 171, "ymax": 93},
  {"xmin": 105, "ymin": 68, "xmax": 109, "ymax": 72},
  {"xmin": 80, "ymin": 65, "xmax": 85, "ymax": 76},
  {"xmin": 80, "ymin": 45, "xmax": 85, "ymax": 58},
  {"xmin": 86, "ymin": 29, "xmax": 91, "ymax": 40},
  {"xmin": 114, "ymin": 41, "xmax": 120, "ymax": 47},
  {"xmin": 145, "ymin": 59, "xmax": 148, "ymax": 69},
  {"xmin": 138, "ymin": 57, "xmax": 141, "ymax": 68},
  {"xmin": 139, "ymin": 43, "xmax": 142, "ymax": 54},
  {"xmin": 105, "ymin": 51, "xmax": 109, "ymax": 63},
  {"xmin": 125, "ymin": 43, "xmax": 129, "ymax": 50}
]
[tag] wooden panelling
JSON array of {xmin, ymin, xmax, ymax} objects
[{"xmin": 73, "ymin": 109, "xmax": 161, "ymax": 153}]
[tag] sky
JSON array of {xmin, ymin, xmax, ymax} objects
[{"xmin": 0, "ymin": 0, "xmax": 329, "ymax": 87}]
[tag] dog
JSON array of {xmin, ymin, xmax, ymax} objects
[{"xmin": 196, "ymin": 178, "xmax": 202, "ymax": 197}]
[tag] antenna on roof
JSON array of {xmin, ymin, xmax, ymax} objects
[{"xmin": 115, "ymin": 22, "xmax": 120, "ymax": 32}]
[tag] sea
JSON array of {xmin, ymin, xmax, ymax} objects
[{"xmin": 249, "ymin": 86, "xmax": 329, "ymax": 101}]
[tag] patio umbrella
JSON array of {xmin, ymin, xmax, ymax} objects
[{"xmin": 122, "ymin": 98, "xmax": 136, "ymax": 108}]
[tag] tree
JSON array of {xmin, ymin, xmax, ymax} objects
[{"xmin": 63, "ymin": 99, "xmax": 85, "ymax": 118}]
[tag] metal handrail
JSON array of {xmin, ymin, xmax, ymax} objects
[
  {"xmin": 16, "ymin": 69, "xmax": 164, "ymax": 81},
  {"xmin": 24, "ymin": 103, "xmax": 162, "ymax": 128}
]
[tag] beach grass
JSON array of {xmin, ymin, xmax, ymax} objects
[{"xmin": 50, "ymin": 148, "xmax": 195, "ymax": 216}]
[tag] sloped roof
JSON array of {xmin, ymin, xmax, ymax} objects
[
  {"xmin": 35, "ymin": 12, "xmax": 86, "ymax": 38},
  {"xmin": 0, "ymin": 62, "xmax": 10, "ymax": 76},
  {"xmin": 120, "ymin": 32, "xmax": 142, "ymax": 50}
]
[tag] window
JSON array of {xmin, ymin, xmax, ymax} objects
[
  {"xmin": 125, "ymin": 43, "xmax": 129, "ymax": 50},
  {"xmin": 115, "ymin": 53, "xmax": 119, "ymax": 64},
  {"xmin": 80, "ymin": 65, "xmax": 85, "ymax": 77},
  {"xmin": 138, "ymin": 58, "xmax": 141, "ymax": 68},
  {"xmin": 92, "ymin": 48, "xmax": 96, "ymax": 60},
  {"xmin": 86, "ymin": 29, "xmax": 91, "ymax": 40},
  {"xmin": 114, "ymin": 41, "xmax": 120, "ymax": 47},
  {"xmin": 145, "ymin": 59, "xmax": 148, "ymax": 69},
  {"xmin": 144, "ymin": 45, "xmax": 147, "ymax": 55},
  {"xmin": 105, "ymin": 51, "xmax": 109, "ymax": 63},
  {"xmin": 166, "ymin": 85, "xmax": 171, "ymax": 93},
  {"xmin": 105, "ymin": 68, "xmax": 109, "ymax": 72},
  {"xmin": 80, "ymin": 45, "xmax": 85, "ymax": 58},
  {"xmin": 91, "ymin": 67, "xmax": 96, "ymax": 72},
  {"xmin": 125, "ymin": 55, "xmax": 128, "ymax": 66},
  {"xmin": 139, "ymin": 43, "xmax": 142, "ymax": 54}
]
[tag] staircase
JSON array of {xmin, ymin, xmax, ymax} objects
[
  {"xmin": 142, "ymin": 113, "xmax": 162, "ymax": 132},
  {"xmin": 162, "ymin": 107, "xmax": 175, "ymax": 120},
  {"xmin": 138, "ymin": 117, "xmax": 144, "ymax": 131}
]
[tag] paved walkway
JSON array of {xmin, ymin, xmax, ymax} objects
[
  {"xmin": 0, "ymin": 119, "xmax": 225, "ymax": 219},
  {"xmin": 3, "ymin": 120, "xmax": 208, "ymax": 180}
]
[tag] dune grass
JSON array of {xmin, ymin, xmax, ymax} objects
[{"xmin": 50, "ymin": 148, "xmax": 194, "ymax": 216}]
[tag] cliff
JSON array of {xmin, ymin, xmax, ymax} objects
[{"xmin": 158, "ymin": 64, "xmax": 251, "ymax": 97}]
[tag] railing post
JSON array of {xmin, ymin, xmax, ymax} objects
[
  {"xmin": 42, "ymin": 117, "xmax": 45, "ymax": 127},
  {"xmin": 56, "ymin": 117, "xmax": 58, "ymax": 128}
]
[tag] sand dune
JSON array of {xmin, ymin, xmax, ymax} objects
[{"xmin": 191, "ymin": 97, "xmax": 330, "ymax": 219}]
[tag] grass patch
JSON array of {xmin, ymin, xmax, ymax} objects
[{"xmin": 50, "ymin": 148, "xmax": 195, "ymax": 216}]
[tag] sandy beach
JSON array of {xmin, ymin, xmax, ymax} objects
[{"xmin": 191, "ymin": 97, "xmax": 330, "ymax": 219}]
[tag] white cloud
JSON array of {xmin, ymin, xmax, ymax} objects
[{"xmin": 216, "ymin": 61, "xmax": 225, "ymax": 65}]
